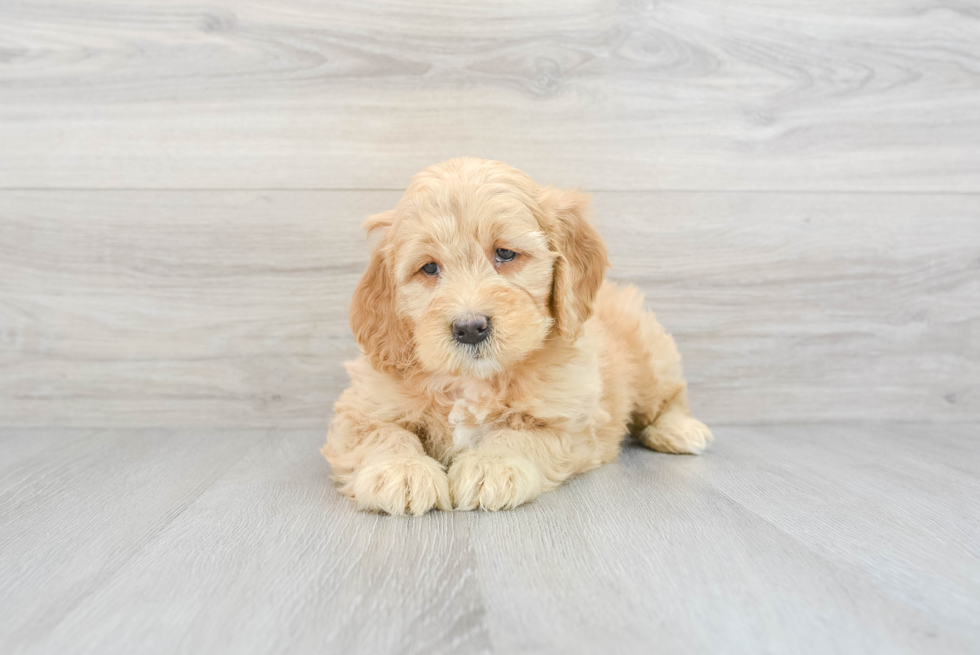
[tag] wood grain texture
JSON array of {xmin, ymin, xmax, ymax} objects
[
  {"xmin": 1, "ymin": 190, "xmax": 976, "ymax": 427},
  {"xmin": 701, "ymin": 423, "xmax": 980, "ymax": 644},
  {"xmin": 3, "ymin": 1, "xmax": 978, "ymax": 652},
  {"xmin": 2, "ymin": 424, "xmax": 978, "ymax": 654},
  {"xmin": 6, "ymin": 430, "xmax": 491, "ymax": 655},
  {"xmin": 1, "ymin": 0, "xmax": 979, "ymax": 190},
  {"xmin": 0, "ymin": 428, "xmax": 270, "ymax": 651}
]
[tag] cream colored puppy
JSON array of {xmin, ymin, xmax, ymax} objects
[{"xmin": 322, "ymin": 158, "xmax": 711, "ymax": 515}]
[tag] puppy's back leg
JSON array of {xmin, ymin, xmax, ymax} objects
[
  {"xmin": 635, "ymin": 386, "xmax": 712, "ymax": 455},
  {"xmin": 628, "ymin": 304, "xmax": 712, "ymax": 455}
]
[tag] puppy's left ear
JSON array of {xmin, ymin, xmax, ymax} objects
[{"xmin": 536, "ymin": 188, "xmax": 609, "ymax": 340}]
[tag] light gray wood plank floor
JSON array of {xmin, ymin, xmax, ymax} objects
[{"xmin": 2, "ymin": 424, "xmax": 978, "ymax": 654}]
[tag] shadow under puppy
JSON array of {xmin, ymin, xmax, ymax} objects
[{"xmin": 322, "ymin": 158, "xmax": 712, "ymax": 515}]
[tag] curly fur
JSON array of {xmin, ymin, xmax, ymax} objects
[{"xmin": 322, "ymin": 158, "xmax": 712, "ymax": 515}]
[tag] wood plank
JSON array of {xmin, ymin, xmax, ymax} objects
[
  {"xmin": 0, "ymin": 427, "xmax": 98, "ymax": 481},
  {"xmin": 15, "ymin": 430, "xmax": 492, "ymax": 655},
  {"xmin": 469, "ymin": 433, "xmax": 979, "ymax": 654},
  {"xmin": 1, "ymin": 0, "xmax": 979, "ymax": 190},
  {"xmin": 0, "ymin": 189, "xmax": 392, "ymax": 428},
  {"xmin": 4, "ymin": 425, "xmax": 978, "ymax": 653},
  {"xmin": 695, "ymin": 423, "xmax": 980, "ymax": 645},
  {"xmin": 599, "ymin": 192, "xmax": 980, "ymax": 424},
  {"xmin": 0, "ymin": 190, "xmax": 976, "ymax": 427},
  {"xmin": 0, "ymin": 428, "xmax": 269, "ymax": 652}
]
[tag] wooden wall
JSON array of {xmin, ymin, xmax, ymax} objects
[{"xmin": 1, "ymin": 0, "xmax": 978, "ymax": 427}]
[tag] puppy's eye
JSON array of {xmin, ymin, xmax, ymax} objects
[
  {"xmin": 495, "ymin": 249, "xmax": 517, "ymax": 263},
  {"xmin": 421, "ymin": 262, "xmax": 440, "ymax": 276}
]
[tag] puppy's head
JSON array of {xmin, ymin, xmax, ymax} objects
[{"xmin": 350, "ymin": 158, "xmax": 608, "ymax": 378}]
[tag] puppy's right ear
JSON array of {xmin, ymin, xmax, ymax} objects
[{"xmin": 349, "ymin": 211, "xmax": 414, "ymax": 372}]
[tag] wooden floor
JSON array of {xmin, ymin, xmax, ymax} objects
[
  {"xmin": 2, "ymin": 0, "xmax": 979, "ymax": 652},
  {"xmin": 1, "ymin": 424, "xmax": 978, "ymax": 654}
]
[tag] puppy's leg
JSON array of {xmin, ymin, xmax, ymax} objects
[
  {"xmin": 323, "ymin": 411, "xmax": 450, "ymax": 516},
  {"xmin": 630, "ymin": 311, "xmax": 712, "ymax": 455},
  {"xmin": 636, "ymin": 386, "xmax": 713, "ymax": 455},
  {"xmin": 448, "ymin": 428, "xmax": 580, "ymax": 511}
]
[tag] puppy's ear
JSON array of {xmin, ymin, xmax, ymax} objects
[
  {"xmin": 362, "ymin": 210, "xmax": 395, "ymax": 235},
  {"xmin": 536, "ymin": 188, "xmax": 609, "ymax": 340},
  {"xmin": 349, "ymin": 212, "xmax": 415, "ymax": 372}
]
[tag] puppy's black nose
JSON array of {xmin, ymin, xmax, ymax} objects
[{"xmin": 452, "ymin": 314, "xmax": 490, "ymax": 345}]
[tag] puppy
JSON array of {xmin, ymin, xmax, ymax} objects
[{"xmin": 322, "ymin": 158, "xmax": 711, "ymax": 515}]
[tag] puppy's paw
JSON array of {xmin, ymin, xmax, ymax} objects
[
  {"xmin": 448, "ymin": 452, "xmax": 543, "ymax": 511},
  {"xmin": 348, "ymin": 455, "xmax": 451, "ymax": 516},
  {"xmin": 640, "ymin": 411, "xmax": 713, "ymax": 455}
]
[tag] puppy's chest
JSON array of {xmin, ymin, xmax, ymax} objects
[{"xmin": 438, "ymin": 380, "xmax": 502, "ymax": 451}]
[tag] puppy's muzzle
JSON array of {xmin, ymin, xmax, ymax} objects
[{"xmin": 452, "ymin": 313, "xmax": 490, "ymax": 345}]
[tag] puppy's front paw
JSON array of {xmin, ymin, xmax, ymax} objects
[
  {"xmin": 448, "ymin": 452, "xmax": 543, "ymax": 511},
  {"xmin": 640, "ymin": 411, "xmax": 713, "ymax": 455},
  {"xmin": 348, "ymin": 455, "xmax": 451, "ymax": 516}
]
